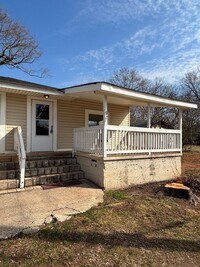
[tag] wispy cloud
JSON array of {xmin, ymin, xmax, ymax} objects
[
  {"xmin": 61, "ymin": 0, "xmax": 200, "ymax": 30},
  {"xmin": 58, "ymin": 0, "xmax": 200, "ymax": 84},
  {"xmin": 70, "ymin": 0, "xmax": 188, "ymax": 25},
  {"xmin": 59, "ymin": 0, "xmax": 185, "ymax": 35},
  {"xmin": 140, "ymin": 48, "xmax": 200, "ymax": 83},
  {"xmin": 62, "ymin": 27, "xmax": 159, "ymax": 72}
]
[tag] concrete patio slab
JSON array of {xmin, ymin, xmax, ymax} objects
[{"xmin": 0, "ymin": 179, "xmax": 104, "ymax": 240}]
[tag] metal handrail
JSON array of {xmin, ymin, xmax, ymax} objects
[{"xmin": 14, "ymin": 126, "xmax": 26, "ymax": 188}]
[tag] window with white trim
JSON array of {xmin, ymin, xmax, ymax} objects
[{"xmin": 85, "ymin": 109, "xmax": 105, "ymax": 127}]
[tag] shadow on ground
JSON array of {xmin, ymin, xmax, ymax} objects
[{"xmin": 37, "ymin": 221, "xmax": 200, "ymax": 252}]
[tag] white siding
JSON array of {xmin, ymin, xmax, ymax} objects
[
  {"xmin": 57, "ymin": 99, "xmax": 130, "ymax": 149},
  {"xmin": 5, "ymin": 93, "xmax": 27, "ymax": 151},
  {"xmin": 4, "ymin": 93, "xmax": 130, "ymax": 151}
]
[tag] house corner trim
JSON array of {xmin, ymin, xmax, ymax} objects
[{"xmin": 0, "ymin": 92, "xmax": 6, "ymax": 153}]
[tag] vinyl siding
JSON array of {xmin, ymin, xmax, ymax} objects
[
  {"xmin": 5, "ymin": 93, "xmax": 27, "ymax": 151},
  {"xmin": 57, "ymin": 99, "xmax": 130, "ymax": 149},
  {"xmin": 4, "ymin": 94, "xmax": 130, "ymax": 151}
]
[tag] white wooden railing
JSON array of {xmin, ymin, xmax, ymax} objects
[
  {"xmin": 73, "ymin": 126, "xmax": 103, "ymax": 154},
  {"xmin": 14, "ymin": 126, "xmax": 26, "ymax": 188},
  {"xmin": 106, "ymin": 125, "xmax": 181, "ymax": 154},
  {"xmin": 74, "ymin": 125, "xmax": 182, "ymax": 157}
]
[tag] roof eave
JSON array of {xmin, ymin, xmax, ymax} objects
[
  {"xmin": 100, "ymin": 84, "xmax": 198, "ymax": 109},
  {"xmin": 0, "ymin": 82, "xmax": 64, "ymax": 96},
  {"xmin": 64, "ymin": 82, "xmax": 198, "ymax": 109}
]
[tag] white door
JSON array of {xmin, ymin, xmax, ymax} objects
[{"xmin": 31, "ymin": 100, "xmax": 53, "ymax": 152}]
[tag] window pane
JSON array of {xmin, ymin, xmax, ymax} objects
[
  {"xmin": 36, "ymin": 104, "xmax": 49, "ymax": 120},
  {"xmin": 36, "ymin": 120, "xmax": 49, "ymax": 135},
  {"xmin": 88, "ymin": 114, "xmax": 103, "ymax": 126}
]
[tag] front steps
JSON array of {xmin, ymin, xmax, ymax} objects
[{"xmin": 0, "ymin": 152, "xmax": 84, "ymax": 191}]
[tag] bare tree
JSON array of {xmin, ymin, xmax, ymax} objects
[
  {"xmin": 109, "ymin": 67, "xmax": 150, "ymax": 91},
  {"xmin": 182, "ymin": 68, "xmax": 200, "ymax": 101},
  {"xmin": 182, "ymin": 108, "xmax": 200, "ymax": 146},
  {"xmin": 0, "ymin": 9, "xmax": 47, "ymax": 77},
  {"xmin": 109, "ymin": 68, "xmax": 177, "ymax": 128},
  {"xmin": 181, "ymin": 69, "xmax": 200, "ymax": 146},
  {"xmin": 147, "ymin": 78, "xmax": 178, "ymax": 128}
]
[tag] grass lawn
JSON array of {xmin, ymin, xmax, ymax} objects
[{"xmin": 0, "ymin": 153, "xmax": 199, "ymax": 267}]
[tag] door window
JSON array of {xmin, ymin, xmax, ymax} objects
[{"xmin": 35, "ymin": 104, "xmax": 49, "ymax": 135}]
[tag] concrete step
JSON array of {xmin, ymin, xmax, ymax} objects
[
  {"xmin": 26, "ymin": 152, "xmax": 72, "ymax": 161},
  {"xmin": 25, "ymin": 171, "xmax": 84, "ymax": 187},
  {"xmin": 0, "ymin": 171, "xmax": 84, "ymax": 190},
  {"xmin": 0, "ymin": 154, "xmax": 18, "ymax": 163},
  {"xmin": 0, "ymin": 179, "xmax": 19, "ymax": 190},
  {"xmin": 0, "ymin": 162, "xmax": 81, "ymax": 179},
  {"xmin": 25, "ymin": 164, "xmax": 81, "ymax": 177},
  {"xmin": 25, "ymin": 158, "xmax": 77, "ymax": 169},
  {"xmin": 0, "ymin": 170, "xmax": 19, "ymax": 180},
  {"xmin": 0, "ymin": 162, "xmax": 19, "ymax": 171},
  {"xmin": 0, "ymin": 153, "xmax": 85, "ymax": 191}
]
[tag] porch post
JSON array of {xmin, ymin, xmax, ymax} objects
[
  {"xmin": 178, "ymin": 109, "xmax": 183, "ymax": 153},
  {"xmin": 147, "ymin": 104, "xmax": 151, "ymax": 128},
  {"xmin": 103, "ymin": 95, "xmax": 108, "ymax": 157}
]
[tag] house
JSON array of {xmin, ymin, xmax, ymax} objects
[{"xmin": 0, "ymin": 76, "xmax": 198, "ymax": 190}]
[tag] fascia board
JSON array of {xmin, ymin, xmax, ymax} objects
[
  {"xmin": 0, "ymin": 83, "xmax": 63, "ymax": 96},
  {"xmin": 64, "ymin": 83, "xmax": 102, "ymax": 94},
  {"xmin": 100, "ymin": 84, "xmax": 198, "ymax": 109}
]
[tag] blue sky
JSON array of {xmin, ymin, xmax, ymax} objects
[{"xmin": 1, "ymin": 0, "xmax": 200, "ymax": 88}]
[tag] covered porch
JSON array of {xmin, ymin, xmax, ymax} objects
[
  {"xmin": 68, "ymin": 82, "xmax": 188, "ymax": 158},
  {"xmin": 63, "ymin": 82, "xmax": 197, "ymax": 189}
]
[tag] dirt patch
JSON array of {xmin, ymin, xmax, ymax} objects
[
  {"xmin": 182, "ymin": 152, "xmax": 200, "ymax": 173},
  {"xmin": 180, "ymin": 153, "xmax": 200, "ymax": 194}
]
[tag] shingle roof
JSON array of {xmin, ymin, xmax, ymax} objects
[{"xmin": 0, "ymin": 76, "xmax": 62, "ymax": 94}]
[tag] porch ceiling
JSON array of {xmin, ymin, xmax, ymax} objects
[
  {"xmin": 64, "ymin": 82, "xmax": 198, "ymax": 109},
  {"xmin": 62, "ymin": 91, "xmax": 147, "ymax": 106}
]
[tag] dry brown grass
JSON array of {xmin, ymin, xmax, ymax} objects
[{"xmin": 0, "ymin": 153, "xmax": 199, "ymax": 267}]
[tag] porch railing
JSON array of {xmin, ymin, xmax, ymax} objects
[
  {"xmin": 73, "ymin": 126, "xmax": 103, "ymax": 154},
  {"xmin": 14, "ymin": 126, "xmax": 26, "ymax": 188},
  {"xmin": 73, "ymin": 125, "xmax": 182, "ymax": 157}
]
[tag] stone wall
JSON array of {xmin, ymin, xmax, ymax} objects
[{"xmin": 76, "ymin": 154, "xmax": 181, "ymax": 190}]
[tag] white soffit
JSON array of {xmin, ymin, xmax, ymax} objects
[{"xmin": 64, "ymin": 90, "xmax": 147, "ymax": 106}]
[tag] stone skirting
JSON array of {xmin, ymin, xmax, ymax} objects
[{"xmin": 76, "ymin": 153, "xmax": 181, "ymax": 190}]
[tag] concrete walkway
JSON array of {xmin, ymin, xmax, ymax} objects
[{"xmin": 0, "ymin": 180, "xmax": 104, "ymax": 240}]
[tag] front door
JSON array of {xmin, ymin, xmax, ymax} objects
[{"xmin": 31, "ymin": 100, "xmax": 53, "ymax": 151}]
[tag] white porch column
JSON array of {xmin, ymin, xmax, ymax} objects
[
  {"xmin": 178, "ymin": 109, "xmax": 183, "ymax": 153},
  {"xmin": 103, "ymin": 95, "xmax": 108, "ymax": 157},
  {"xmin": 0, "ymin": 92, "xmax": 6, "ymax": 153},
  {"xmin": 147, "ymin": 104, "xmax": 151, "ymax": 128}
]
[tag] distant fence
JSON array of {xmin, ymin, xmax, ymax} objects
[{"xmin": 183, "ymin": 145, "xmax": 200, "ymax": 152}]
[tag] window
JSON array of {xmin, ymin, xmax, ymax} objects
[
  {"xmin": 35, "ymin": 104, "xmax": 49, "ymax": 135},
  {"xmin": 88, "ymin": 114, "xmax": 103, "ymax": 126},
  {"xmin": 85, "ymin": 109, "xmax": 107, "ymax": 127}
]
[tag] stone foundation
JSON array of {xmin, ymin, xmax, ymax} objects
[{"xmin": 76, "ymin": 153, "xmax": 181, "ymax": 190}]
